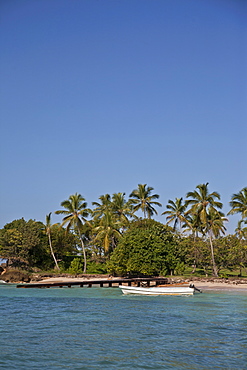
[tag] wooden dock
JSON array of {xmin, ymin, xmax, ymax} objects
[{"xmin": 16, "ymin": 277, "xmax": 168, "ymax": 289}]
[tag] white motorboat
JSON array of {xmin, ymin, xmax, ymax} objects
[{"xmin": 119, "ymin": 283, "xmax": 201, "ymax": 295}]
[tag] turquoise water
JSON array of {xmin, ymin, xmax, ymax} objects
[{"xmin": 0, "ymin": 285, "xmax": 246, "ymax": 370}]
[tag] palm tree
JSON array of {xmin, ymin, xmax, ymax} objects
[
  {"xmin": 92, "ymin": 194, "xmax": 112, "ymax": 220},
  {"xmin": 185, "ymin": 183, "xmax": 224, "ymax": 277},
  {"xmin": 93, "ymin": 212, "xmax": 122, "ymax": 254},
  {"xmin": 55, "ymin": 193, "xmax": 89, "ymax": 273},
  {"xmin": 234, "ymin": 219, "xmax": 247, "ymax": 276},
  {"xmin": 129, "ymin": 184, "xmax": 162, "ymax": 218},
  {"xmin": 207, "ymin": 209, "xmax": 228, "ymax": 277},
  {"xmin": 111, "ymin": 192, "xmax": 134, "ymax": 225},
  {"xmin": 235, "ymin": 219, "xmax": 247, "ymax": 241},
  {"xmin": 228, "ymin": 187, "xmax": 247, "ymax": 219},
  {"xmin": 182, "ymin": 213, "xmax": 204, "ymax": 273},
  {"xmin": 162, "ymin": 197, "xmax": 188, "ymax": 232},
  {"xmin": 207, "ymin": 209, "xmax": 228, "ymax": 239},
  {"xmin": 182, "ymin": 213, "xmax": 203, "ymax": 240},
  {"xmin": 185, "ymin": 183, "xmax": 223, "ymax": 224},
  {"xmin": 45, "ymin": 213, "xmax": 60, "ymax": 270}
]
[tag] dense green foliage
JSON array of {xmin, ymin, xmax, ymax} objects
[
  {"xmin": 0, "ymin": 218, "xmax": 78, "ymax": 270},
  {"xmin": 0, "ymin": 184, "xmax": 246, "ymax": 277},
  {"xmin": 0, "ymin": 218, "xmax": 48, "ymax": 268},
  {"xmin": 107, "ymin": 220, "xmax": 183, "ymax": 276}
]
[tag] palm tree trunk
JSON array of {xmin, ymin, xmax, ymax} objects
[
  {"xmin": 209, "ymin": 233, "xmax": 218, "ymax": 277},
  {"xmin": 111, "ymin": 236, "xmax": 117, "ymax": 250},
  {"xmin": 78, "ymin": 230, "xmax": 87, "ymax": 273},
  {"xmin": 48, "ymin": 233, "xmax": 60, "ymax": 270}
]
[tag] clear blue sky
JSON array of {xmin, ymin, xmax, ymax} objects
[{"xmin": 1, "ymin": 0, "xmax": 246, "ymax": 234}]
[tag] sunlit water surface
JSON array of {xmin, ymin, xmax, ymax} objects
[{"xmin": 0, "ymin": 284, "xmax": 246, "ymax": 369}]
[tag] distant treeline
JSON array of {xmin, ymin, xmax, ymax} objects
[{"xmin": 0, "ymin": 183, "xmax": 246, "ymax": 278}]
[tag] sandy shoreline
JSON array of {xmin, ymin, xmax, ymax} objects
[
  {"xmin": 191, "ymin": 281, "xmax": 247, "ymax": 291},
  {"xmin": 33, "ymin": 276, "xmax": 247, "ymax": 292}
]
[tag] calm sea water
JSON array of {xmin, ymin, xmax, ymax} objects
[{"xmin": 0, "ymin": 284, "xmax": 246, "ymax": 370}]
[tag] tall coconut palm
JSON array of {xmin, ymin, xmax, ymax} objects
[
  {"xmin": 162, "ymin": 197, "xmax": 188, "ymax": 232},
  {"xmin": 233, "ymin": 218, "xmax": 247, "ymax": 277},
  {"xmin": 206, "ymin": 209, "xmax": 228, "ymax": 277},
  {"xmin": 55, "ymin": 193, "xmax": 89, "ymax": 273},
  {"xmin": 185, "ymin": 183, "xmax": 224, "ymax": 277},
  {"xmin": 228, "ymin": 187, "xmax": 247, "ymax": 219},
  {"xmin": 45, "ymin": 212, "xmax": 60, "ymax": 270},
  {"xmin": 111, "ymin": 192, "xmax": 134, "ymax": 225},
  {"xmin": 182, "ymin": 213, "xmax": 203, "ymax": 240},
  {"xmin": 182, "ymin": 213, "xmax": 204, "ymax": 274},
  {"xmin": 235, "ymin": 219, "xmax": 247, "ymax": 241},
  {"xmin": 185, "ymin": 183, "xmax": 223, "ymax": 224},
  {"xmin": 92, "ymin": 194, "xmax": 112, "ymax": 220},
  {"xmin": 129, "ymin": 184, "xmax": 162, "ymax": 218},
  {"xmin": 207, "ymin": 209, "xmax": 228, "ymax": 239},
  {"xmin": 93, "ymin": 212, "xmax": 122, "ymax": 254}
]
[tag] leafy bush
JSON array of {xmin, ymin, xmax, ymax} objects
[
  {"xmin": 86, "ymin": 261, "xmax": 107, "ymax": 274},
  {"xmin": 107, "ymin": 219, "xmax": 181, "ymax": 276},
  {"xmin": 174, "ymin": 261, "xmax": 185, "ymax": 275},
  {"xmin": 68, "ymin": 258, "xmax": 84, "ymax": 274}
]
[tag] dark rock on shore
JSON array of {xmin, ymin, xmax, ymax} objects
[{"xmin": 1, "ymin": 269, "xmax": 31, "ymax": 283}]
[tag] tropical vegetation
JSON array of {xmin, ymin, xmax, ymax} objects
[
  {"xmin": 107, "ymin": 219, "xmax": 182, "ymax": 276},
  {"xmin": 129, "ymin": 184, "xmax": 162, "ymax": 218},
  {"xmin": 55, "ymin": 193, "xmax": 90, "ymax": 273},
  {"xmin": 0, "ymin": 184, "xmax": 246, "ymax": 278}
]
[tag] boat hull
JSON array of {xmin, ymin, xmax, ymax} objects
[{"xmin": 119, "ymin": 285, "xmax": 195, "ymax": 295}]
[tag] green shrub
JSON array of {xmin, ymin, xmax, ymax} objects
[
  {"xmin": 107, "ymin": 219, "xmax": 181, "ymax": 276},
  {"xmin": 68, "ymin": 258, "xmax": 84, "ymax": 274},
  {"xmin": 175, "ymin": 262, "xmax": 185, "ymax": 275},
  {"xmin": 86, "ymin": 261, "xmax": 107, "ymax": 274}
]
